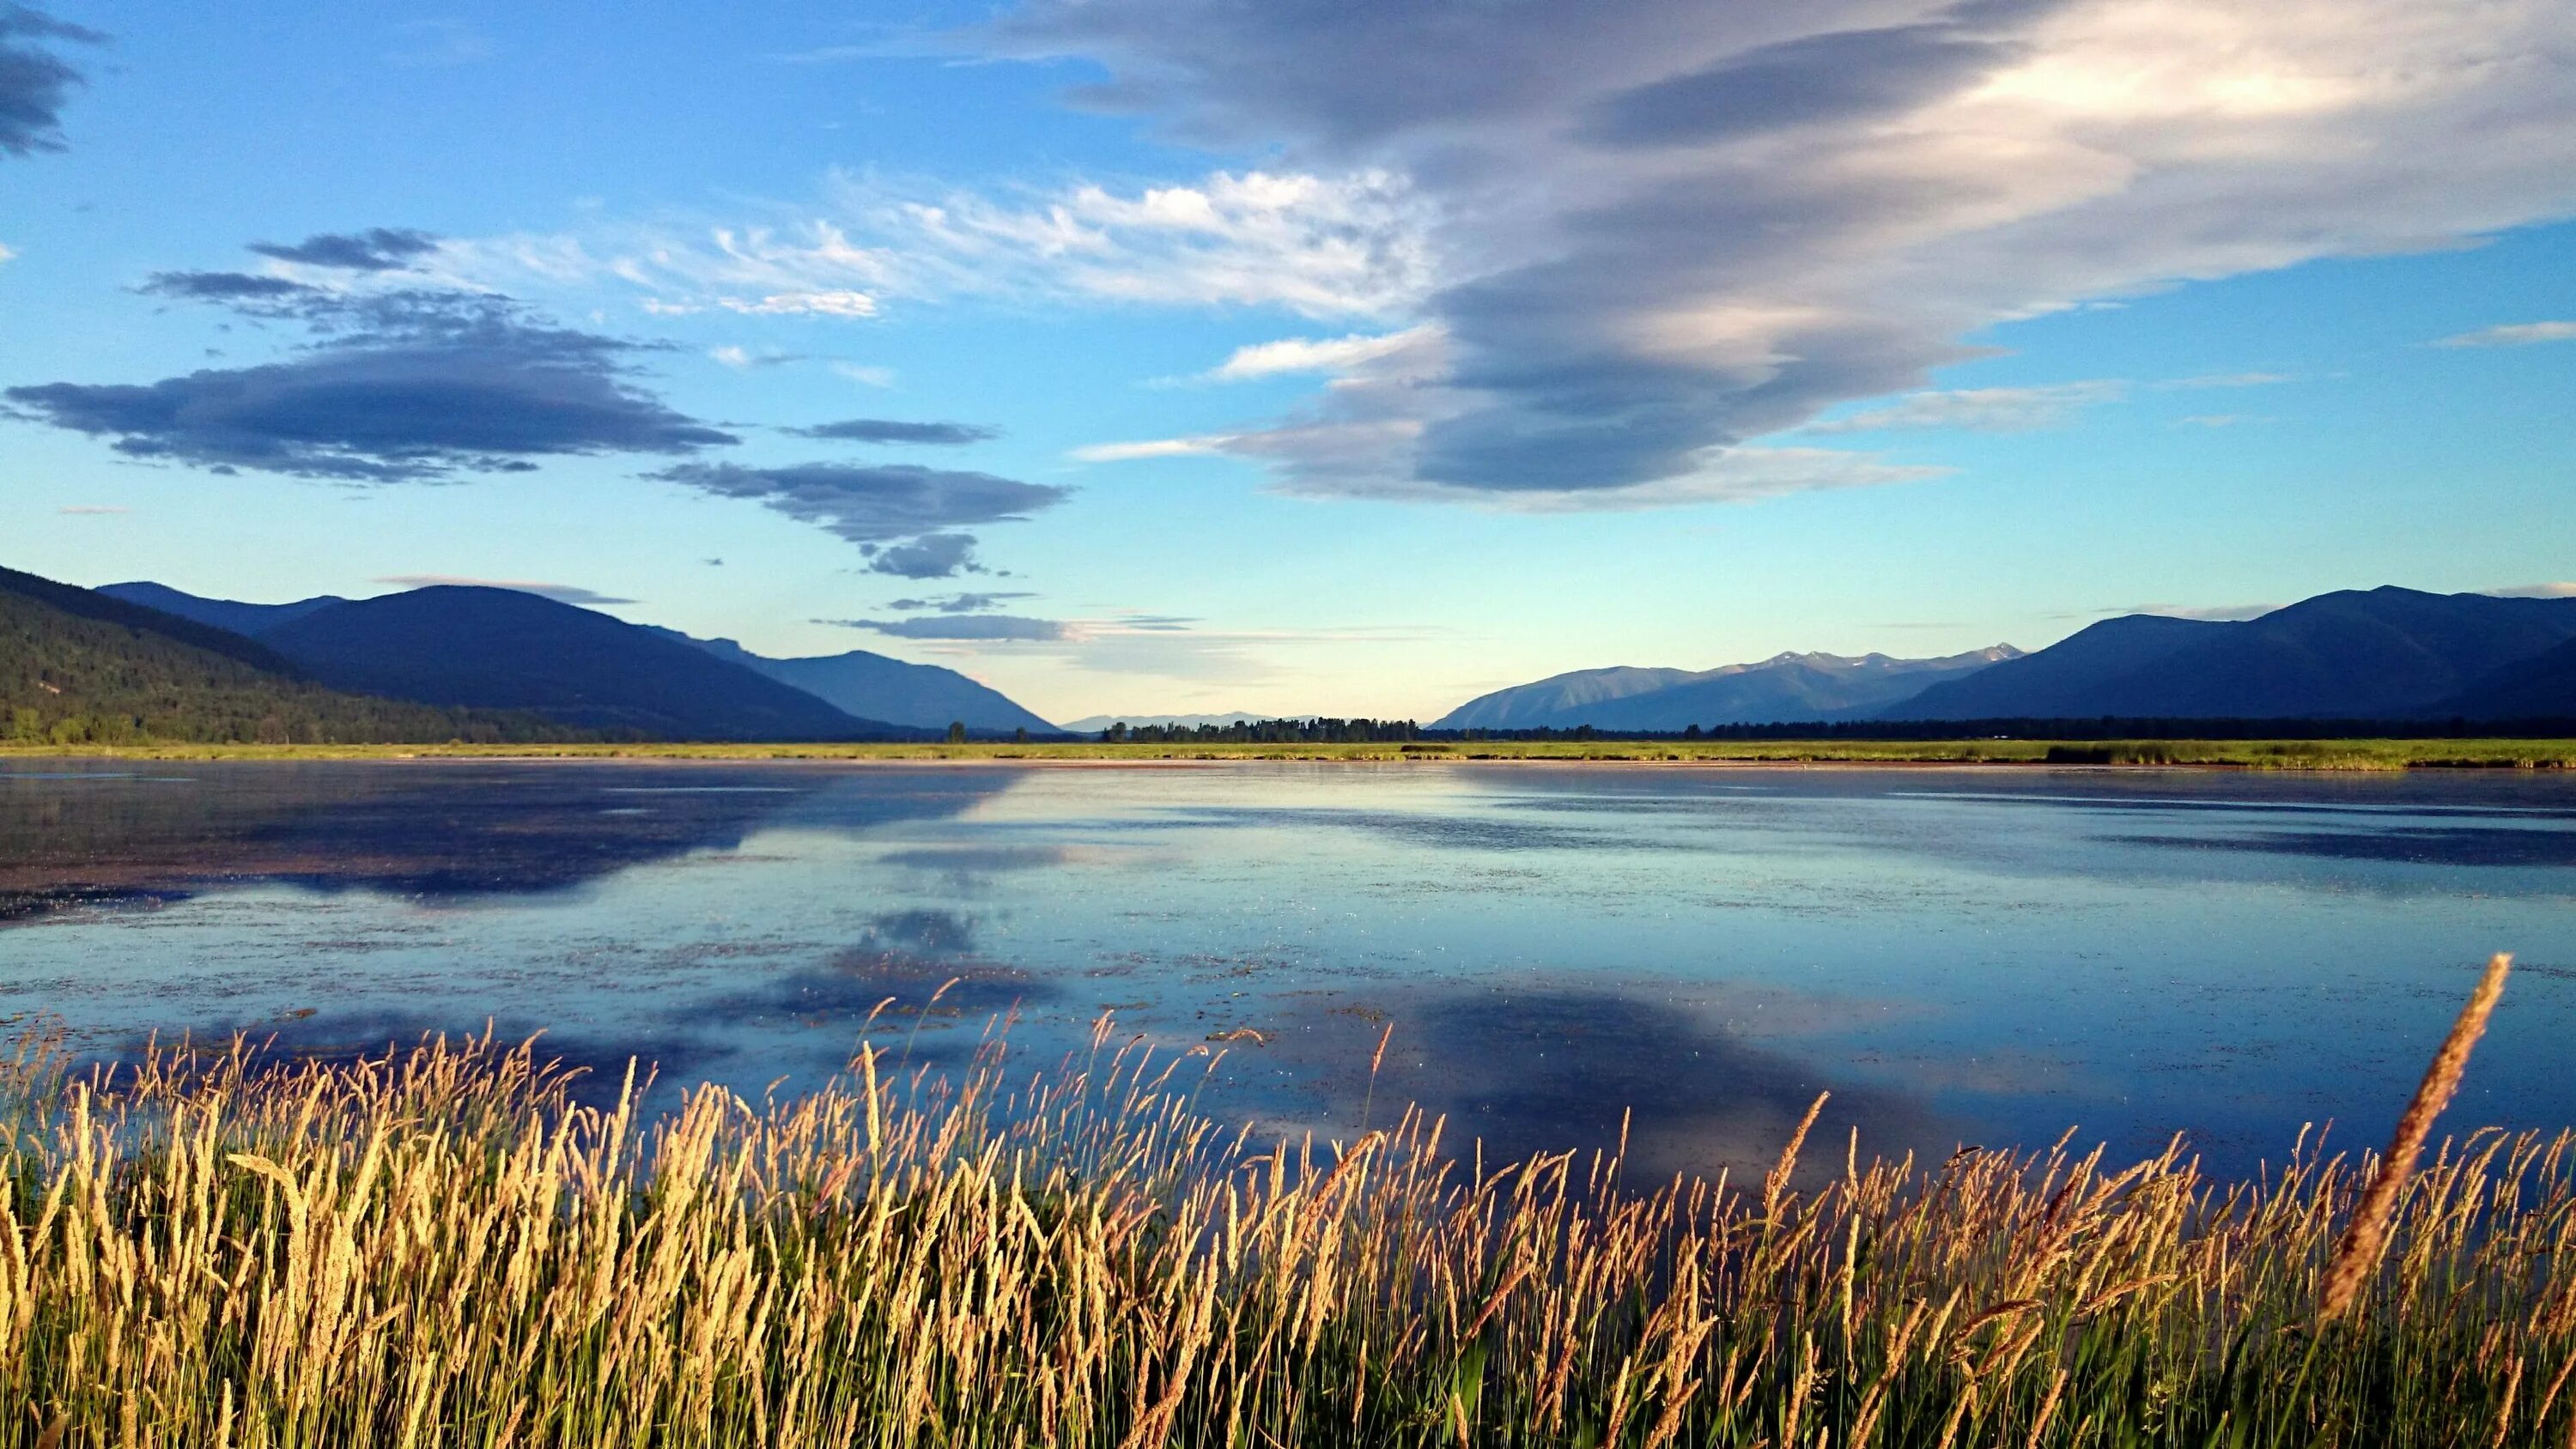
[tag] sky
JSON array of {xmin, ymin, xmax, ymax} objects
[{"xmin": 3, "ymin": 0, "xmax": 2573, "ymax": 724}]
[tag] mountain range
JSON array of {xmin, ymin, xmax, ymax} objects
[
  {"xmin": 1895, "ymin": 588, "xmax": 2576, "ymax": 722},
  {"xmin": 1439, "ymin": 588, "xmax": 2576, "ymax": 730},
  {"xmin": 1437, "ymin": 648, "xmax": 2020, "ymax": 731},
  {"xmin": 649, "ymin": 629, "xmax": 1056, "ymax": 736},
  {"xmin": 3, "ymin": 566, "xmax": 565, "ymax": 744},
  {"xmin": 99, "ymin": 579, "xmax": 1063, "ymax": 739}
]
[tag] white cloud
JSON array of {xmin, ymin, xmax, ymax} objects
[
  {"xmin": 447, "ymin": 170, "xmax": 1433, "ymax": 324},
  {"xmin": 2172, "ymin": 414, "xmax": 2271, "ymax": 427},
  {"xmin": 709, "ymin": 345, "xmax": 752, "ymax": 368},
  {"xmin": 977, "ymin": 0, "xmax": 2576, "ymax": 502},
  {"xmin": 0, "ymin": 243, "xmax": 15, "ymax": 264},
  {"xmin": 2488, "ymin": 582, "xmax": 2576, "ymax": 598},
  {"xmin": 718, "ymin": 289, "xmax": 878, "ymax": 318},
  {"xmin": 434, "ymin": 0, "xmax": 2576, "ymax": 512},
  {"xmin": 831, "ymin": 361, "xmax": 896, "ymax": 387},
  {"xmin": 1208, "ymin": 327, "xmax": 1434, "ymax": 380},
  {"xmin": 1070, "ymin": 435, "xmax": 1236, "ymax": 463},
  {"xmin": 56, "ymin": 504, "xmax": 126, "ymax": 515},
  {"xmin": 1807, "ymin": 381, "xmax": 2127, "ymax": 434},
  {"xmin": 2434, "ymin": 321, "xmax": 2576, "ymax": 348}
]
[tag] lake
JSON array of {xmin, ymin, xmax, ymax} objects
[{"xmin": 3, "ymin": 759, "xmax": 2569, "ymax": 1179}]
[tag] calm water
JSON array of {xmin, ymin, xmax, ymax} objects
[{"xmin": 3, "ymin": 759, "xmax": 2571, "ymax": 1179}]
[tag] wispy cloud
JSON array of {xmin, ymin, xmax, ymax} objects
[
  {"xmin": 1207, "ymin": 328, "xmax": 1434, "ymax": 380},
  {"xmin": 55, "ymin": 504, "xmax": 127, "ymax": 515},
  {"xmin": 372, "ymin": 574, "xmax": 637, "ymax": 606},
  {"xmin": 1807, "ymin": 382, "xmax": 2127, "ymax": 434},
  {"xmin": 717, "ymin": 289, "xmax": 878, "ymax": 318},
  {"xmin": 1070, "ymin": 436, "xmax": 1235, "ymax": 463},
  {"xmin": 830, "ymin": 614, "xmax": 1070, "ymax": 641},
  {"xmin": 2172, "ymin": 414, "xmax": 2269, "ymax": 428},
  {"xmin": 441, "ymin": 168, "xmax": 1436, "ymax": 324},
  {"xmin": 2434, "ymin": 321, "xmax": 2576, "ymax": 349},
  {"xmin": 708, "ymin": 345, "xmax": 809, "ymax": 369},
  {"xmin": 790, "ymin": 417, "xmax": 999, "ymax": 445},
  {"xmin": 248, "ymin": 227, "xmax": 439, "ymax": 272},
  {"xmin": 2488, "ymin": 582, "xmax": 2576, "ymax": 599},
  {"xmin": 885, "ymin": 591, "xmax": 1037, "ymax": 613}
]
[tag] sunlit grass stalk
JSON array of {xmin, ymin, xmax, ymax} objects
[{"xmin": 0, "ymin": 966, "xmax": 2559, "ymax": 1446}]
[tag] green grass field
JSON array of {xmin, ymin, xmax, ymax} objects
[{"xmin": 4, "ymin": 737, "xmax": 2573, "ymax": 767}]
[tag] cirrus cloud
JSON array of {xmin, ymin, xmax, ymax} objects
[
  {"xmin": 2434, "ymin": 321, "xmax": 2576, "ymax": 349},
  {"xmin": 831, "ymin": 614, "xmax": 1071, "ymax": 641}
]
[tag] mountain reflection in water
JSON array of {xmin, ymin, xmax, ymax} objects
[{"xmin": 2, "ymin": 760, "xmax": 2571, "ymax": 1183}]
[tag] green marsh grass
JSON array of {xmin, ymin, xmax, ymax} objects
[{"xmin": 0, "ymin": 955, "xmax": 2563, "ymax": 1446}]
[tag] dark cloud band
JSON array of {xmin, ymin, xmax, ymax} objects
[
  {"xmin": 789, "ymin": 418, "xmax": 1001, "ymax": 446},
  {"xmin": 0, "ymin": 3, "xmax": 106, "ymax": 158},
  {"xmin": 248, "ymin": 227, "xmax": 440, "ymax": 272}
]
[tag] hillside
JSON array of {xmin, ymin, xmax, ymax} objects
[
  {"xmin": 258, "ymin": 587, "xmax": 904, "ymax": 740},
  {"xmin": 1, "ymin": 566, "xmax": 564, "ymax": 745},
  {"xmin": 673, "ymin": 633, "xmax": 1059, "ymax": 735},
  {"xmin": 99, "ymin": 581, "xmax": 347, "ymax": 638},
  {"xmin": 108, "ymin": 581, "xmax": 1054, "ymax": 737},
  {"xmin": 1437, "ymin": 649, "xmax": 2017, "ymax": 731},
  {"xmin": 2434, "ymin": 635, "xmax": 2576, "ymax": 721},
  {"xmin": 1892, "ymin": 588, "xmax": 2576, "ymax": 721}
]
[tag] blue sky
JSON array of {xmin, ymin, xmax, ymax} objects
[{"xmin": 5, "ymin": 0, "xmax": 2573, "ymax": 724}]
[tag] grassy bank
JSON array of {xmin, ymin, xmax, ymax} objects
[
  {"xmin": 4, "ymin": 737, "xmax": 2574, "ymax": 767},
  {"xmin": 0, "ymin": 979, "xmax": 2565, "ymax": 1446}
]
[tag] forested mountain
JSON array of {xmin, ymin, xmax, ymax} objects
[
  {"xmin": 2, "ymin": 566, "xmax": 565, "ymax": 744},
  {"xmin": 1891, "ymin": 588, "xmax": 2576, "ymax": 721},
  {"xmin": 99, "ymin": 581, "xmax": 346, "ymax": 638},
  {"xmin": 1437, "ymin": 649, "xmax": 2018, "ymax": 731},
  {"xmin": 108, "ymin": 581, "xmax": 1055, "ymax": 736},
  {"xmin": 255, "ymin": 587, "xmax": 906, "ymax": 739}
]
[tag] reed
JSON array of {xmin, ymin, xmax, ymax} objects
[{"xmin": 0, "ymin": 982, "xmax": 2561, "ymax": 1446}]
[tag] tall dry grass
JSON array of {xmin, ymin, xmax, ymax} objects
[{"xmin": 0, "ymin": 970, "xmax": 2562, "ymax": 1446}]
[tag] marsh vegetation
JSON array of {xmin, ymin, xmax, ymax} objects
[{"xmin": 0, "ymin": 958, "xmax": 2559, "ymax": 1446}]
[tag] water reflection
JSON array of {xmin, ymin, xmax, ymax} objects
[{"xmin": 0, "ymin": 760, "xmax": 2569, "ymax": 1180}]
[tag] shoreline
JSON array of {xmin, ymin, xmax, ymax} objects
[{"xmin": 5, "ymin": 737, "xmax": 2576, "ymax": 770}]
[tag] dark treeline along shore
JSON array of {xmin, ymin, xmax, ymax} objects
[{"xmin": 0, "ymin": 955, "xmax": 2561, "ymax": 1445}]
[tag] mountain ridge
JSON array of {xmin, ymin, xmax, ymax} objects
[
  {"xmin": 1889, "ymin": 587, "xmax": 2576, "ymax": 722},
  {"xmin": 3, "ymin": 566, "xmax": 570, "ymax": 744},
  {"xmin": 1437, "ymin": 647, "xmax": 2020, "ymax": 731},
  {"xmin": 102, "ymin": 580, "xmax": 1058, "ymax": 737}
]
